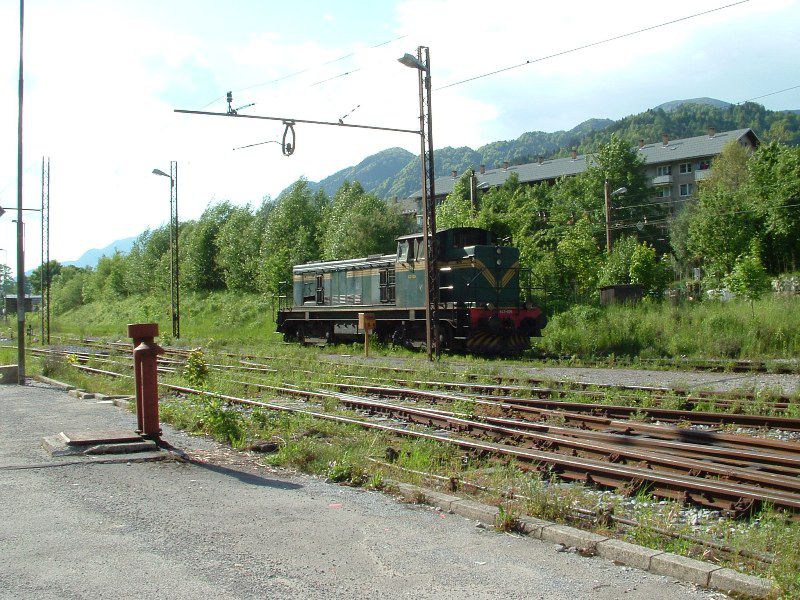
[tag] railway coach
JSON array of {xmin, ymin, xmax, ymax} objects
[{"xmin": 276, "ymin": 227, "xmax": 546, "ymax": 354}]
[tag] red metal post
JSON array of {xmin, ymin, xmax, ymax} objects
[{"xmin": 127, "ymin": 323, "xmax": 164, "ymax": 438}]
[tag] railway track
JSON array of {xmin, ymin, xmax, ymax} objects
[
  {"xmin": 41, "ymin": 348, "xmax": 800, "ymax": 517},
  {"xmin": 46, "ymin": 337, "xmax": 800, "ymax": 405},
  {"xmin": 31, "ymin": 345, "xmax": 800, "ymax": 431}
]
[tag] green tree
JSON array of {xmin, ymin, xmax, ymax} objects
[
  {"xmin": 555, "ymin": 217, "xmax": 603, "ymax": 300},
  {"xmin": 747, "ymin": 142, "xmax": 800, "ymax": 271},
  {"xmin": 184, "ymin": 202, "xmax": 234, "ymax": 291},
  {"xmin": 29, "ymin": 260, "xmax": 62, "ymax": 294},
  {"xmin": 217, "ymin": 205, "xmax": 264, "ymax": 293},
  {"xmin": 260, "ymin": 180, "xmax": 328, "ymax": 294},
  {"xmin": 684, "ymin": 139, "xmax": 758, "ymax": 279},
  {"xmin": 321, "ymin": 182, "xmax": 410, "ymax": 260},
  {"xmin": 629, "ymin": 243, "xmax": 672, "ymax": 298},
  {"xmin": 725, "ymin": 244, "xmax": 772, "ymax": 314}
]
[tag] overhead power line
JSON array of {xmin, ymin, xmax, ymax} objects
[
  {"xmin": 738, "ymin": 84, "xmax": 800, "ymax": 104},
  {"xmin": 200, "ymin": 33, "xmax": 408, "ymax": 109},
  {"xmin": 437, "ymin": 0, "xmax": 751, "ymax": 91}
]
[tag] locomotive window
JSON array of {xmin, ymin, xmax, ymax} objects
[
  {"xmin": 398, "ymin": 240, "xmax": 415, "ymax": 262},
  {"xmin": 453, "ymin": 229, "xmax": 485, "ymax": 248}
]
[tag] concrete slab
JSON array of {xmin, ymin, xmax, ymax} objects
[
  {"xmin": 597, "ymin": 539, "xmax": 664, "ymax": 571},
  {"xmin": 62, "ymin": 430, "xmax": 142, "ymax": 446},
  {"xmin": 1, "ymin": 364, "xmax": 18, "ymax": 384},
  {"xmin": 541, "ymin": 524, "xmax": 608, "ymax": 552},
  {"xmin": 650, "ymin": 552, "xmax": 721, "ymax": 587},
  {"xmin": 709, "ymin": 568, "xmax": 779, "ymax": 599}
]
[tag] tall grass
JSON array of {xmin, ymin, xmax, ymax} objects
[{"xmin": 536, "ymin": 296, "xmax": 800, "ymax": 360}]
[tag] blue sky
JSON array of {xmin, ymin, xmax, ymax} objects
[{"xmin": 0, "ymin": 0, "xmax": 798, "ymax": 269}]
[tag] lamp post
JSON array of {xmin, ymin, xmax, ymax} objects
[
  {"xmin": 0, "ymin": 249, "xmax": 6, "ymax": 320},
  {"xmin": 399, "ymin": 47, "xmax": 438, "ymax": 361},
  {"xmin": 152, "ymin": 163, "xmax": 180, "ymax": 338},
  {"xmin": 603, "ymin": 180, "xmax": 627, "ymax": 252}
]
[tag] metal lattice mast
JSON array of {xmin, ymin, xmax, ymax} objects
[
  {"xmin": 40, "ymin": 156, "xmax": 50, "ymax": 344},
  {"xmin": 169, "ymin": 160, "xmax": 180, "ymax": 338},
  {"xmin": 418, "ymin": 46, "xmax": 439, "ymax": 359}
]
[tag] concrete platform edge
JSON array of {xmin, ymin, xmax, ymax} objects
[{"xmin": 389, "ymin": 479, "xmax": 778, "ymax": 599}]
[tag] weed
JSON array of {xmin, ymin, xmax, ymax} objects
[
  {"xmin": 495, "ymin": 504, "xmax": 521, "ymax": 532},
  {"xmin": 183, "ymin": 349, "xmax": 210, "ymax": 387}
]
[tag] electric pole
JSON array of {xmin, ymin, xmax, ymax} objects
[
  {"xmin": 16, "ymin": 0, "xmax": 25, "ymax": 383},
  {"xmin": 604, "ymin": 179, "xmax": 612, "ymax": 253},
  {"xmin": 41, "ymin": 156, "xmax": 50, "ymax": 345}
]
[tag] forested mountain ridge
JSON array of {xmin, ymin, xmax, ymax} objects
[{"xmin": 289, "ymin": 99, "xmax": 800, "ymax": 201}]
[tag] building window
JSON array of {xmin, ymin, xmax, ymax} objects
[
  {"xmin": 656, "ymin": 165, "xmax": 672, "ymax": 176},
  {"xmin": 698, "ymin": 159, "xmax": 711, "ymax": 170},
  {"xmin": 654, "ymin": 187, "xmax": 671, "ymax": 198},
  {"xmin": 679, "ymin": 162, "xmax": 693, "ymax": 174},
  {"xmin": 679, "ymin": 183, "xmax": 694, "ymax": 197}
]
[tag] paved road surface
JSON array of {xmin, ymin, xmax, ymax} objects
[{"xmin": 0, "ymin": 382, "xmax": 725, "ymax": 599}]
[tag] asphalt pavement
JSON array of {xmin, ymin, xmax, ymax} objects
[{"xmin": 0, "ymin": 382, "xmax": 725, "ymax": 599}]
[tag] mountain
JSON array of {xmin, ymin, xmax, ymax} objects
[
  {"xmin": 654, "ymin": 97, "xmax": 732, "ymax": 112},
  {"xmin": 306, "ymin": 147, "xmax": 415, "ymax": 198},
  {"xmin": 291, "ymin": 117, "xmax": 615, "ymax": 200},
  {"xmin": 62, "ymin": 236, "xmax": 137, "ymax": 268},
  {"xmin": 284, "ymin": 98, "xmax": 800, "ymax": 201}
]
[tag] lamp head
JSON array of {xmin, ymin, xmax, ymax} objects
[
  {"xmin": 398, "ymin": 53, "xmax": 426, "ymax": 71},
  {"xmin": 152, "ymin": 168, "xmax": 170, "ymax": 178}
]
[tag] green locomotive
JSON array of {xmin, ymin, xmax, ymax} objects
[{"xmin": 276, "ymin": 227, "xmax": 546, "ymax": 354}]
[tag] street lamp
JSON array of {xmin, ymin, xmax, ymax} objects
[
  {"xmin": 152, "ymin": 163, "xmax": 180, "ymax": 338},
  {"xmin": 398, "ymin": 46, "xmax": 438, "ymax": 360},
  {"xmin": 603, "ymin": 181, "xmax": 627, "ymax": 252}
]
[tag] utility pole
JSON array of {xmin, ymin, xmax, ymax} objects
[
  {"xmin": 16, "ymin": 0, "xmax": 25, "ymax": 383},
  {"xmin": 169, "ymin": 161, "xmax": 179, "ymax": 339},
  {"xmin": 420, "ymin": 47, "xmax": 439, "ymax": 360},
  {"xmin": 41, "ymin": 156, "xmax": 50, "ymax": 345},
  {"xmin": 604, "ymin": 179, "xmax": 612, "ymax": 253}
]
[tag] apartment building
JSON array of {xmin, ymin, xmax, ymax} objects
[{"xmin": 406, "ymin": 127, "xmax": 760, "ymax": 208}]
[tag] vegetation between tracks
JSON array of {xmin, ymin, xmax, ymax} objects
[{"xmin": 34, "ymin": 349, "xmax": 800, "ymax": 597}]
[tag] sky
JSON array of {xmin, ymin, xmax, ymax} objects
[{"xmin": 0, "ymin": 0, "xmax": 799, "ymax": 273}]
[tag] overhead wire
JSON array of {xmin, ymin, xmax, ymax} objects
[
  {"xmin": 737, "ymin": 84, "xmax": 800, "ymax": 105},
  {"xmin": 200, "ymin": 33, "xmax": 408, "ymax": 109},
  {"xmin": 436, "ymin": 0, "xmax": 752, "ymax": 91}
]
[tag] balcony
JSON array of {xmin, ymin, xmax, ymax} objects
[
  {"xmin": 695, "ymin": 169, "xmax": 712, "ymax": 181},
  {"xmin": 651, "ymin": 174, "xmax": 673, "ymax": 185}
]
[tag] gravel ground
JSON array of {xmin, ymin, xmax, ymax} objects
[
  {"xmin": 0, "ymin": 382, "xmax": 726, "ymax": 600},
  {"xmin": 327, "ymin": 353, "xmax": 800, "ymax": 396}
]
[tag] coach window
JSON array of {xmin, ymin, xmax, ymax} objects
[{"xmin": 315, "ymin": 274, "xmax": 324, "ymax": 304}]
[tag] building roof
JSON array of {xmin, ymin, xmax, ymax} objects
[{"xmin": 410, "ymin": 128, "xmax": 758, "ymax": 200}]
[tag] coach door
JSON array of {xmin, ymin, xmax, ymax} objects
[{"xmin": 315, "ymin": 274, "xmax": 324, "ymax": 304}]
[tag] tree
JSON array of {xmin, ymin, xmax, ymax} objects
[
  {"xmin": 260, "ymin": 180, "xmax": 328, "ymax": 294},
  {"xmin": 747, "ymin": 142, "xmax": 800, "ymax": 271},
  {"xmin": 321, "ymin": 182, "xmax": 411, "ymax": 260},
  {"xmin": 436, "ymin": 171, "xmax": 476, "ymax": 230},
  {"xmin": 682, "ymin": 139, "xmax": 760, "ymax": 279},
  {"xmin": 725, "ymin": 243, "xmax": 772, "ymax": 314},
  {"xmin": 184, "ymin": 202, "xmax": 234, "ymax": 291},
  {"xmin": 555, "ymin": 217, "xmax": 603, "ymax": 300},
  {"xmin": 29, "ymin": 260, "xmax": 62, "ymax": 294},
  {"xmin": 217, "ymin": 205, "xmax": 264, "ymax": 293},
  {"xmin": 629, "ymin": 243, "xmax": 671, "ymax": 299}
]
